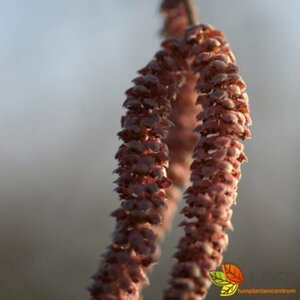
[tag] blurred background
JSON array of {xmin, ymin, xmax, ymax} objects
[{"xmin": 0, "ymin": 0, "xmax": 299, "ymax": 299}]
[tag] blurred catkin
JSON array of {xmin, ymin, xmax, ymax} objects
[
  {"xmin": 164, "ymin": 24, "xmax": 251, "ymax": 300},
  {"xmin": 88, "ymin": 41, "xmax": 187, "ymax": 300},
  {"xmin": 161, "ymin": 72, "xmax": 199, "ymax": 235},
  {"xmin": 159, "ymin": 0, "xmax": 200, "ymax": 237}
]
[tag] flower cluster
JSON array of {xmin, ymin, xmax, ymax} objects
[
  {"xmin": 89, "ymin": 43, "xmax": 186, "ymax": 300},
  {"xmin": 160, "ymin": 0, "xmax": 200, "ymax": 237},
  {"xmin": 164, "ymin": 24, "xmax": 251, "ymax": 300},
  {"xmin": 161, "ymin": 71, "xmax": 199, "ymax": 235}
]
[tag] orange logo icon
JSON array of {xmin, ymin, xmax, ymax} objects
[{"xmin": 209, "ymin": 263, "xmax": 244, "ymax": 296}]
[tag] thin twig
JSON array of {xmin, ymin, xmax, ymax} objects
[{"xmin": 183, "ymin": 0, "xmax": 199, "ymax": 25}]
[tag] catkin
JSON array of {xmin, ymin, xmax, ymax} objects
[
  {"xmin": 159, "ymin": 0, "xmax": 200, "ymax": 237},
  {"xmin": 160, "ymin": 72, "xmax": 199, "ymax": 236},
  {"xmin": 164, "ymin": 24, "xmax": 251, "ymax": 300},
  {"xmin": 89, "ymin": 41, "xmax": 186, "ymax": 300}
]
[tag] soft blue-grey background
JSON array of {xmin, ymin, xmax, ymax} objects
[{"xmin": 0, "ymin": 0, "xmax": 299, "ymax": 299}]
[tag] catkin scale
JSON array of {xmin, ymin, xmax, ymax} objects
[{"xmin": 164, "ymin": 24, "xmax": 251, "ymax": 300}]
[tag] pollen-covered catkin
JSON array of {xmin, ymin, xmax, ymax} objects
[
  {"xmin": 88, "ymin": 41, "xmax": 187, "ymax": 300},
  {"xmin": 164, "ymin": 24, "xmax": 251, "ymax": 300}
]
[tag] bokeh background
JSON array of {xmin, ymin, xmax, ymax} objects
[{"xmin": 1, "ymin": 0, "xmax": 299, "ymax": 299}]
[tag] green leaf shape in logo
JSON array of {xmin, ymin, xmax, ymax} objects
[
  {"xmin": 220, "ymin": 282, "xmax": 239, "ymax": 297},
  {"xmin": 209, "ymin": 271, "xmax": 231, "ymax": 286}
]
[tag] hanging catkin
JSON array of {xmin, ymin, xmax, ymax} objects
[
  {"xmin": 164, "ymin": 24, "xmax": 251, "ymax": 300},
  {"xmin": 160, "ymin": 72, "xmax": 199, "ymax": 236},
  {"xmin": 159, "ymin": 0, "xmax": 200, "ymax": 237},
  {"xmin": 89, "ymin": 41, "xmax": 187, "ymax": 300}
]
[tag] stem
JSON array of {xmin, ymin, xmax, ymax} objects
[{"xmin": 183, "ymin": 0, "xmax": 199, "ymax": 25}]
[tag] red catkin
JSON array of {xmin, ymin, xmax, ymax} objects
[
  {"xmin": 164, "ymin": 24, "xmax": 251, "ymax": 300},
  {"xmin": 159, "ymin": 0, "xmax": 200, "ymax": 237},
  {"xmin": 88, "ymin": 41, "xmax": 187, "ymax": 300},
  {"xmin": 161, "ymin": 72, "xmax": 199, "ymax": 235}
]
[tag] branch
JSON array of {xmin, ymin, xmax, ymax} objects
[{"xmin": 183, "ymin": 0, "xmax": 199, "ymax": 25}]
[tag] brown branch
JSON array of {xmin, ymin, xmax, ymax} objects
[{"xmin": 183, "ymin": 0, "xmax": 199, "ymax": 25}]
